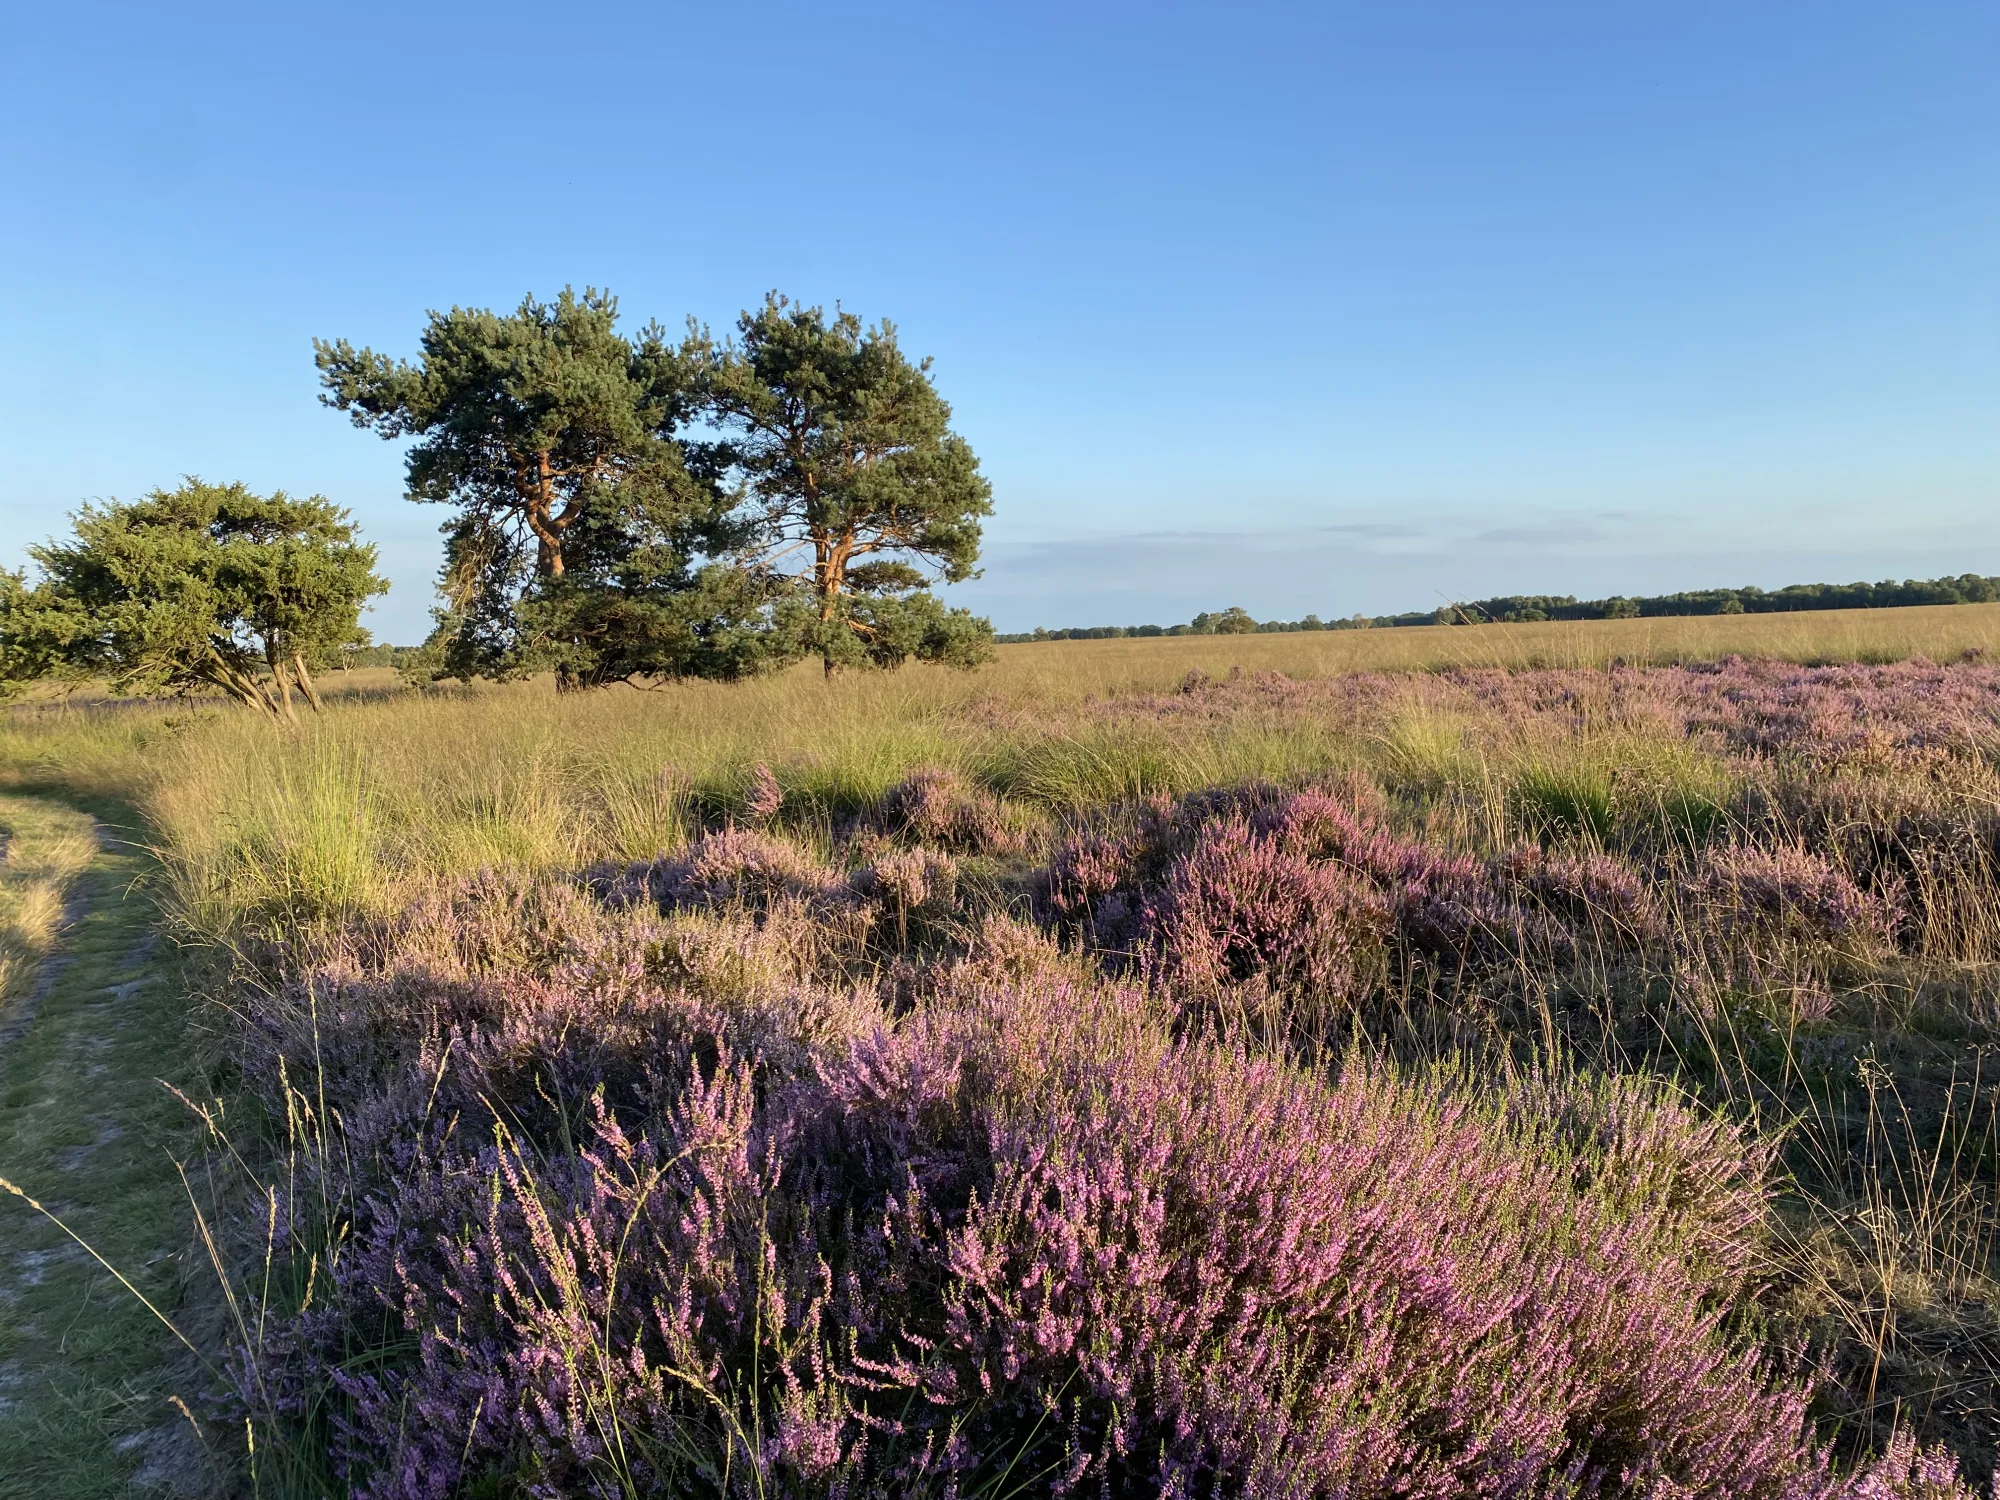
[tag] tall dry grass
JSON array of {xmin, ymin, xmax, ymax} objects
[
  {"xmin": 0, "ymin": 797, "xmax": 98, "ymax": 1005},
  {"xmin": 1006, "ymin": 601, "xmax": 2000, "ymax": 678},
  {"xmin": 0, "ymin": 606, "xmax": 1949, "ymax": 932}
]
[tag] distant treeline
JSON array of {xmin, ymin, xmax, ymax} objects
[
  {"xmin": 337, "ymin": 642, "xmax": 427, "ymax": 668},
  {"xmin": 996, "ymin": 574, "xmax": 2000, "ymax": 643}
]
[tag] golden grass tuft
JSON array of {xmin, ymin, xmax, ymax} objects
[{"xmin": 0, "ymin": 799, "xmax": 98, "ymax": 1004}]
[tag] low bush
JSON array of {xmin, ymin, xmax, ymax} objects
[
  {"xmin": 240, "ymin": 887, "xmax": 1975, "ymax": 1498},
  {"xmin": 1144, "ymin": 813, "xmax": 1390, "ymax": 998}
]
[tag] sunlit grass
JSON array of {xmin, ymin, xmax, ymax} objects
[
  {"xmin": 0, "ymin": 798, "xmax": 97, "ymax": 1003},
  {"xmin": 0, "ymin": 602, "xmax": 1991, "ymax": 936}
]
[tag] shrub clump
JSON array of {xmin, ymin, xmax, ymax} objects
[
  {"xmin": 1695, "ymin": 843, "xmax": 1903, "ymax": 951},
  {"xmin": 1495, "ymin": 844, "xmax": 1668, "ymax": 945},
  {"xmin": 1041, "ymin": 825, "xmax": 1145, "ymax": 942},
  {"xmin": 1045, "ymin": 781, "xmax": 1668, "ymax": 985},
  {"xmin": 592, "ymin": 827, "xmax": 843, "ymax": 912},
  {"xmin": 1144, "ymin": 814, "xmax": 1390, "ymax": 998},
  {"xmin": 872, "ymin": 767, "xmax": 1024, "ymax": 855},
  {"xmin": 744, "ymin": 761, "xmax": 786, "ymax": 824},
  {"xmin": 260, "ymin": 948, "xmax": 1977, "ymax": 1499}
]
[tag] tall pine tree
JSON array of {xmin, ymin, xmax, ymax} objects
[
  {"xmin": 315, "ymin": 288, "xmax": 753, "ymax": 683},
  {"xmin": 703, "ymin": 294, "xmax": 994, "ymax": 675}
]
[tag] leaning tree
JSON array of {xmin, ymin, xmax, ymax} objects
[
  {"xmin": 1, "ymin": 480, "xmax": 386, "ymax": 720},
  {"xmin": 703, "ymin": 294, "xmax": 995, "ymax": 676},
  {"xmin": 314, "ymin": 287, "xmax": 736, "ymax": 682}
]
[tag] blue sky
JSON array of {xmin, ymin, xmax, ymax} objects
[{"xmin": 2, "ymin": 1, "xmax": 1995, "ymax": 639}]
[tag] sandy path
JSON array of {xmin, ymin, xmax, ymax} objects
[{"xmin": 0, "ymin": 800, "xmax": 218, "ymax": 1498}]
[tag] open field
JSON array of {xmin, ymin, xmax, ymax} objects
[
  {"xmin": 9, "ymin": 598, "xmax": 2000, "ymax": 721},
  {"xmin": 993, "ymin": 600, "xmax": 2000, "ymax": 679},
  {"xmin": 4, "ymin": 605, "xmax": 2000, "ymax": 1495},
  {"xmin": 10, "ymin": 604, "xmax": 2000, "ymax": 924}
]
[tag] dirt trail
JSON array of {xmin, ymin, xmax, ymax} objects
[{"xmin": 0, "ymin": 798, "xmax": 218, "ymax": 1499}]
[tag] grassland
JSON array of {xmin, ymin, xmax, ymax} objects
[
  {"xmin": 3, "ymin": 603, "xmax": 2000, "ymax": 1496},
  {"xmin": 8, "ymin": 602, "xmax": 1999, "ymax": 925}
]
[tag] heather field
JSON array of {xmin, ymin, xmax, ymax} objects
[{"xmin": 8, "ymin": 608, "xmax": 2000, "ymax": 1497}]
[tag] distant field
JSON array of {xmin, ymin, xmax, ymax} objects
[
  {"xmin": 9, "ymin": 603, "xmax": 1998, "ymax": 727},
  {"xmin": 992, "ymin": 600, "xmax": 2000, "ymax": 688}
]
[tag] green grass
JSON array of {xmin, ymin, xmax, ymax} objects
[
  {"xmin": 0, "ymin": 795, "xmax": 214, "ymax": 1499},
  {"xmin": 0, "ymin": 602, "xmax": 1992, "ymax": 935}
]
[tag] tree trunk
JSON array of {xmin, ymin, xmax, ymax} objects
[
  {"xmin": 206, "ymin": 654, "xmax": 286, "ymax": 721},
  {"xmin": 816, "ymin": 526, "xmax": 849, "ymax": 678},
  {"xmin": 527, "ymin": 451, "xmax": 566, "ymax": 577},
  {"xmin": 292, "ymin": 652, "xmax": 325, "ymax": 712}
]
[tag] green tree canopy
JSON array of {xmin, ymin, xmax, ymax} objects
[
  {"xmin": 704, "ymin": 294, "xmax": 995, "ymax": 675},
  {"xmin": 314, "ymin": 288, "xmax": 731, "ymax": 682},
  {"xmin": 1189, "ymin": 607, "xmax": 1258, "ymax": 635},
  {"xmin": 0, "ymin": 480, "xmax": 386, "ymax": 719}
]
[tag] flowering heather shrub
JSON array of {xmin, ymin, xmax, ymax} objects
[
  {"xmin": 1039, "ymin": 790, "xmax": 1230, "ymax": 911},
  {"xmin": 1098, "ymin": 656, "xmax": 2000, "ymax": 778},
  {"xmin": 951, "ymin": 911, "xmax": 1087, "ymax": 987},
  {"xmin": 1696, "ymin": 843, "xmax": 1903, "ymax": 952},
  {"xmin": 592, "ymin": 826, "xmax": 842, "ymax": 913},
  {"xmin": 1674, "ymin": 656, "xmax": 2000, "ymax": 769},
  {"xmin": 1242, "ymin": 782, "xmax": 1567, "ymax": 963},
  {"xmin": 1202, "ymin": 782, "xmax": 1598, "ymax": 966},
  {"xmin": 595, "ymin": 825, "xmax": 980, "ymax": 961},
  {"xmin": 1495, "ymin": 844, "xmax": 1668, "ymax": 945},
  {"xmin": 853, "ymin": 847, "xmax": 962, "ymax": 948},
  {"xmin": 1392, "ymin": 876, "xmax": 1549, "ymax": 967},
  {"xmin": 1486, "ymin": 656, "xmax": 2000, "ymax": 764},
  {"xmin": 251, "ymin": 913, "xmax": 874, "ymax": 1182},
  {"xmin": 1494, "ymin": 1063, "xmax": 1776, "ymax": 1290},
  {"xmin": 1753, "ymin": 773, "xmax": 2000, "ymax": 962},
  {"xmin": 1170, "ymin": 775, "xmax": 1294, "ymax": 830},
  {"xmin": 745, "ymin": 760, "xmax": 786, "ymax": 823},
  {"xmin": 1046, "ymin": 782, "xmax": 1617, "ymax": 978},
  {"xmin": 326, "ymin": 1063, "xmax": 838, "ymax": 1500},
  {"xmin": 357, "ymin": 865, "xmax": 612, "ymax": 976},
  {"xmin": 872, "ymin": 767, "xmax": 1024, "ymax": 855},
  {"xmin": 260, "ymin": 956, "xmax": 1982, "ymax": 1499},
  {"xmin": 1041, "ymin": 827, "xmax": 1131, "ymax": 922},
  {"xmin": 1848, "ymin": 1430, "xmax": 1995, "ymax": 1500},
  {"xmin": 908, "ymin": 1008, "xmax": 1822, "ymax": 1498},
  {"xmin": 855, "ymin": 846, "xmax": 959, "ymax": 913},
  {"xmin": 1039, "ymin": 817, "xmax": 1165, "ymax": 952},
  {"xmin": 1144, "ymin": 814, "xmax": 1391, "ymax": 998},
  {"xmin": 228, "ymin": 870, "xmax": 636, "ymax": 1142},
  {"xmin": 193, "ymin": 657, "xmax": 2000, "ymax": 1493}
]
